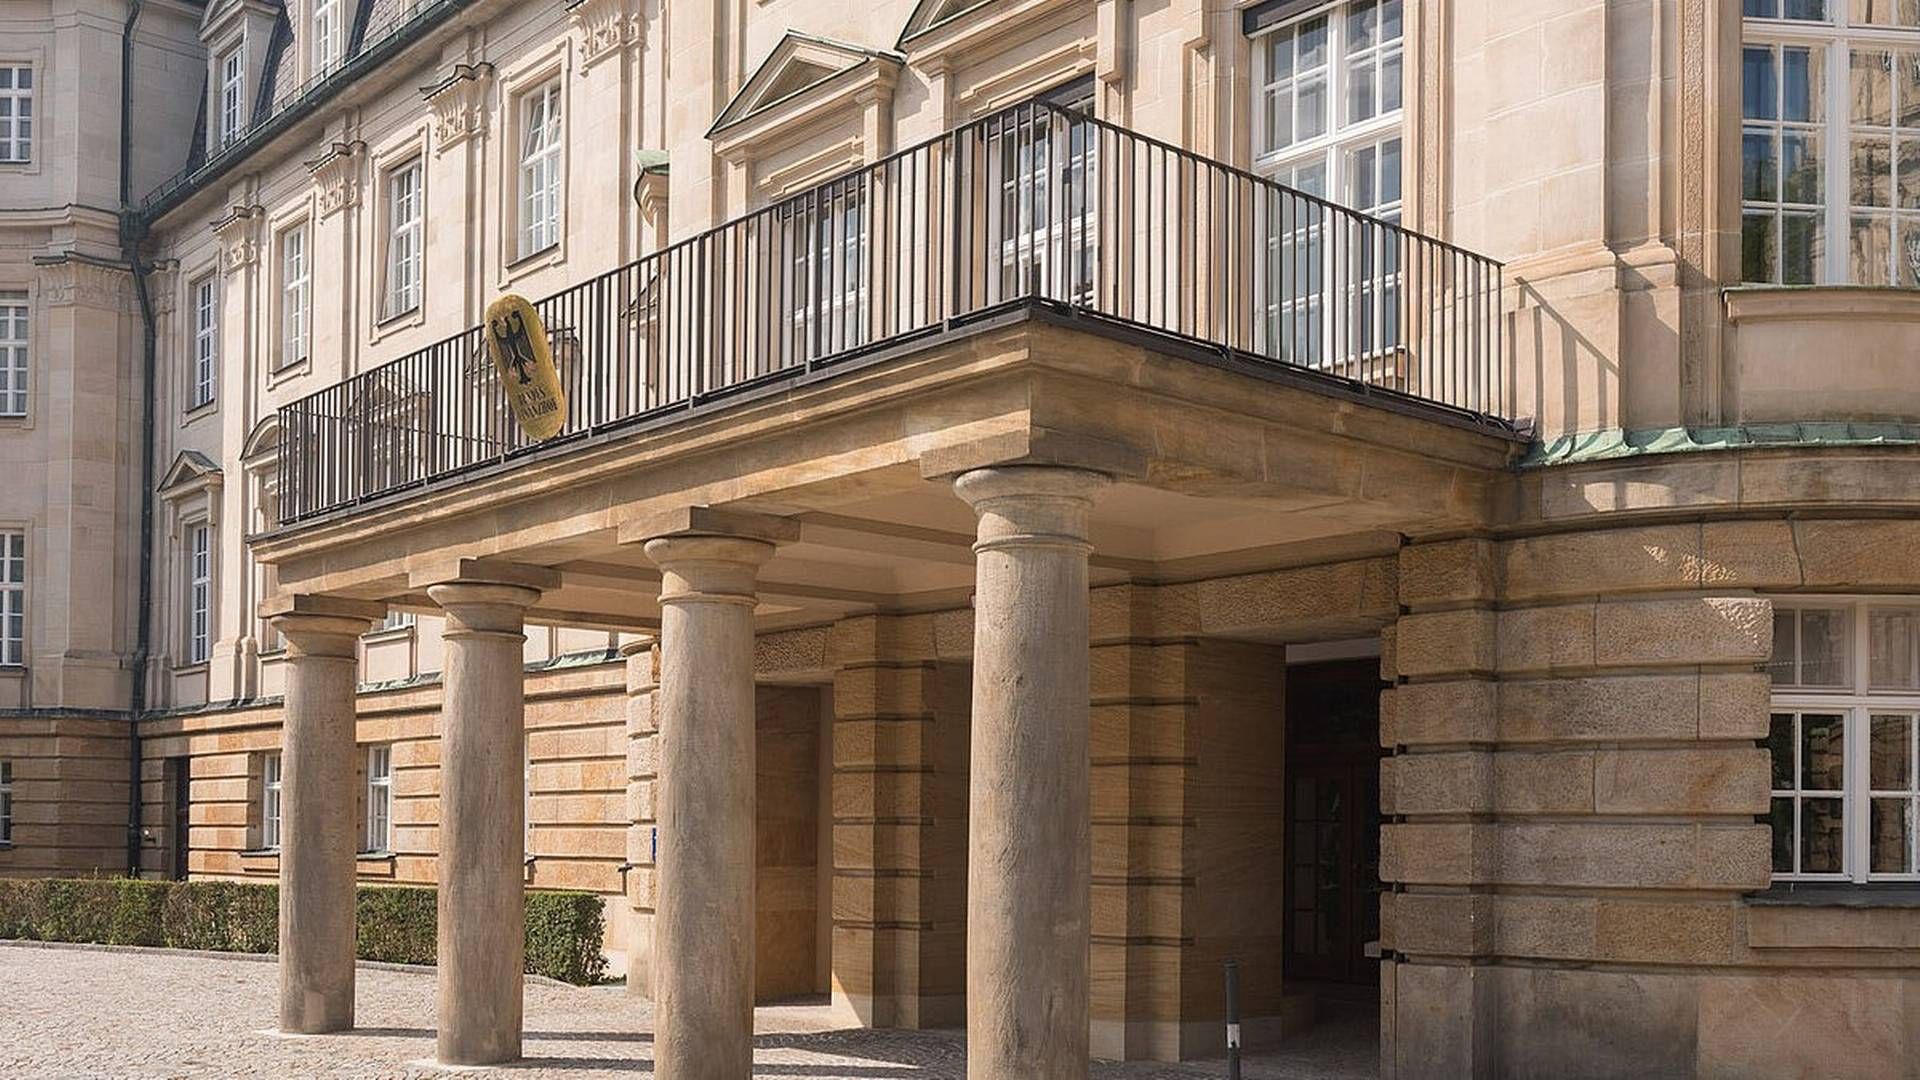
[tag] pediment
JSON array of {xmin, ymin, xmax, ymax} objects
[
  {"xmin": 708, "ymin": 32, "xmax": 903, "ymax": 138},
  {"xmin": 159, "ymin": 449, "xmax": 223, "ymax": 495},
  {"xmin": 200, "ymin": 0, "xmax": 280, "ymax": 42},
  {"xmin": 898, "ymin": 0, "xmax": 989, "ymax": 42},
  {"xmin": 896, "ymin": 0, "xmax": 1086, "ymax": 57}
]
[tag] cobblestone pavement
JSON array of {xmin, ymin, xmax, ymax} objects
[{"xmin": 0, "ymin": 944, "xmax": 1376, "ymax": 1079}]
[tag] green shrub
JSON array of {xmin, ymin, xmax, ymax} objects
[
  {"xmin": 0, "ymin": 877, "xmax": 606, "ymax": 984},
  {"xmin": 525, "ymin": 890, "xmax": 606, "ymax": 986},
  {"xmin": 356, "ymin": 885, "xmax": 436, "ymax": 966}
]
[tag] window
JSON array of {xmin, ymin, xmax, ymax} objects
[
  {"xmin": 187, "ymin": 524, "xmax": 211, "ymax": 664},
  {"xmin": 374, "ymin": 609, "xmax": 416, "ymax": 632},
  {"xmin": 191, "ymin": 276, "xmax": 217, "ymax": 408},
  {"xmin": 384, "ymin": 161, "xmax": 423, "ymax": 317},
  {"xmin": 0, "ymin": 531, "xmax": 20, "ymax": 666},
  {"xmin": 1769, "ymin": 599, "xmax": 1920, "ymax": 882},
  {"xmin": 518, "ymin": 80, "xmax": 563, "ymax": 258},
  {"xmin": 0, "ymin": 291, "xmax": 25, "ymax": 416},
  {"xmin": 995, "ymin": 78, "xmax": 1098, "ymax": 308},
  {"xmin": 1743, "ymin": 3, "xmax": 1920, "ymax": 285},
  {"xmin": 780, "ymin": 176, "xmax": 870, "ymax": 361},
  {"xmin": 219, "ymin": 50, "xmax": 244, "ymax": 148},
  {"xmin": 312, "ymin": 0, "xmax": 342, "ymax": 73},
  {"xmin": 279, "ymin": 225, "xmax": 309, "ymax": 368},
  {"xmin": 261, "ymin": 751, "xmax": 282, "ymax": 850},
  {"xmin": 0, "ymin": 65, "xmax": 31, "ymax": 163},
  {"xmin": 364, "ymin": 745, "xmax": 393, "ymax": 852},
  {"xmin": 1252, "ymin": 0, "xmax": 1404, "ymax": 364},
  {"xmin": 0, "ymin": 760, "xmax": 11, "ymax": 844}
]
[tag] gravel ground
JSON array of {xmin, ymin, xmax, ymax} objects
[{"xmin": 0, "ymin": 943, "xmax": 1376, "ymax": 1078}]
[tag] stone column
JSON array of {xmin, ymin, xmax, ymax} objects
[
  {"xmin": 954, "ymin": 466, "xmax": 1109, "ymax": 1080},
  {"xmin": 263, "ymin": 595, "xmax": 384, "ymax": 1035},
  {"xmin": 641, "ymin": 532, "xmax": 775, "ymax": 1080},
  {"xmin": 418, "ymin": 562, "xmax": 558, "ymax": 1067}
]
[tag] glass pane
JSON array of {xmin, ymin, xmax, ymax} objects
[
  {"xmin": 1269, "ymin": 33, "xmax": 1294, "ymax": 81},
  {"xmin": 1853, "ymin": 214, "xmax": 1894, "ymax": 284},
  {"xmin": 1783, "ymin": 46, "xmax": 1822, "ymax": 123},
  {"xmin": 1871, "ymin": 798, "xmax": 1914, "ymax": 873},
  {"xmin": 1873, "ymin": 714, "xmax": 1914, "ymax": 789},
  {"xmin": 1901, "ymin": 138, "xmax": 1920, "ymax": 209},
  {"xmin": 1297, "ymin": 76, "xmax": 1327, "ymax": 142},
  {"xmin": 1349, "ymin": 0, "xmax": 1378, "ymax": 52},
  {"xmin": 1744, "ymin": 210, "xmax": 1778, "ymax": 282},
  {"xmin": 1801, "ymin": 797, "xmax": 1845, "ymax": 873},
  {"xmin": 1771, "ymin": 796, "xmax": 1795, "ymax": 873},
  {"xmin": 1745, "ymin": 47, "xmax": 1779, "ymax": 121},
  {"xmin": 1871, "ymin": 609, "xmax": 1920, "ymax": 688},
  {"xmin": 1854, "ymin": 0, "xmax": 1920, "ymax": 26},
  {"xmin": 1855, "ymin": 136, "xmax": 1894, "ymax": 207},
  {"xmin": 1770, "ymin": 713, "xmax": 1797, "ymax": 788},
  {"xmin": 1799, "ymin": 608, "xmax": 1850, "ymax": 685},
  {"xmin": 1348, "ymin": 54, "xmax": 1376, "ymax": 124},
  {"xmin": 1903, "ymin": 49, "xmax": 1920, "ymax": 128},
  {"xmin": 1802, "ymin": 713, "xmax": 1846, "ymax": 790},
  {"xmin": 1782, "ymin": 211, "xmax": 1822, "ymax": 283},
  {"xmin": 1382, "ymin": 49, "xmax": 1403, "ymax": 114},
  {"xmin": 1782, "ymin": 130, "xmax": 1822, "ymax": 203},
  {"xmin": 1769, "ymin": 610, "xmax": 1796, "ymax": 685},
  {"xmin": 1299, "ymin": 17, "xmax": 1328, "ymax": 69},
  {"xmin": 1854, "ymin": 48, "xmax": 1895, "ymax": 127},
  {"xmin": 1746, "ymin": 129, "xmax": 1779, "ymax": 200},
  {"xmin": 1785, "ymin": 0, "xmax": 1827, "ymax": 16}
]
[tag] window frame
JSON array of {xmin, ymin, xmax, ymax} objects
[
  {"xmin": 218, "ymin": 48, "xmax": 245, "ymax": 148},
  {"xmin": 517, "ymin": 79, "xmax": 564, "ymax": 260},
  {"xmin": 1741, "ymin": 7, "xmax": 1920, "ymax": 285},
  {"xmin": 190, "ymin": 275, "xmax": 218, "ymax": 409},
  {"xmin": 1769, "ymin": 596, "xmax": 1920, "ymax": 884},
  {"xmin": 278, "ymin": 222, "xmax": 310, "ymax": 370},
  {"xmin": 364, "ymin": 744, "xmax": 393, "ymax": 853},
  {"xmin": 0, "ymin": 63, "xmax": 33, "ymax": 164},
  {"xmin": 0, "ymin": 290, "xmax": 26, "ymax": 417},
  {"xmin": 0, "ymin": 530, "xmax": 21, "ymax": 668},
  {"xmin": 261, "ymin": 751, "xmax": 282, "ymax": 851},
  {"xmin": 383, "ymin": 159, "xmax": 424, "ymax": 319},
  {"xmin": 0, "ymin": 759, "xmax": 12, "ymax": 845},
  {"xmin": 186, "ymin": 523, "xmax": 212, "ymax": 665},
  {"xmin": 312, "ymin": 0, "xmax": 342, "ymax": 74}
]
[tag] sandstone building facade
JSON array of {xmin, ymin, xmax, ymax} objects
[{"xmin": 4, "ymin": 0, "xmax": 1920, "ymax": 1075}]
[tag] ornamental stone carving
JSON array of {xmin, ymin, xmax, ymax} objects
[
  {"xmin": 210, "ymin": 204, "xmax": 265, "ymax": 274},
  {"xmin": 34, "ymin": 256, "xmax": 132, "ymax": 311},
  {"xmin": 306, "ymin": 140, "xmax": 367, "ymax": 219},
  {"xmin": 422, "ymin": 62, "xmax": 494, "ymax": 155},
  {"xmin": 568, "ymin": 0, "xmax": 642, "ymax": 70}
]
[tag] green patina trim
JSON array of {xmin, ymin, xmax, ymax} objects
[{"xmin": 1521, "ymin": 423, "xmax": 1920, "ymax": 468}]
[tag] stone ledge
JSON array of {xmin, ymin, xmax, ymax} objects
[{"xmin": 1747, "ymin": 891, "xmax": 1920, "ymax": 949}]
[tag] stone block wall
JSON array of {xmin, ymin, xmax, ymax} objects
[{"xmin": 0, "ymin": 716, "xmax": 131, "ymax": 876}]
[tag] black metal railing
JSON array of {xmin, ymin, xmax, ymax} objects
[{"xmin": 276, "ymin": 97, "xmax": 1508, "ymax": 525}]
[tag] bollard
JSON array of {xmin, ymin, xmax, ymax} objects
[{"xmin": 1225, "ymin": 958, "xmax": 1242, "ymax": 1080}]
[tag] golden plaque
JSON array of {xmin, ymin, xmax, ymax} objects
[{"xmin": 484, "ymin": 293, "xmax": 568, "ymax": 441}]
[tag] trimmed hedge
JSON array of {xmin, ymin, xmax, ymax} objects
[{"xmin": 0, "ymin": 878, "xmax": 606, "ymax": 985}]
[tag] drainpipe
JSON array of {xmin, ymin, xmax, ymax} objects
[{"xmin": 119, "ymin": 0, "xmax": 157, "ymax": 878}]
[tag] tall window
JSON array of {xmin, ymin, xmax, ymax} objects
[
  {"xmin": 187, "ymin": 524, "xmax": 211, "ymax": 664},
  {"xmin": 0, "ymin": 65, "xmax": 31, "ymax": 163},
  {"xmin": 261, "ymin": 752, "xmax": 282, "ymax": 850},
  {"xmin": 280, "ymin": 225, "xmax": 309, "ymax": 368},
  {"xmin": 1743, "ymin": 3, "xmax": 1920, "ymax": 285},
  {"xmin": 1770, "ymin": 598, "xmax": 1920, "ymax": 882},
  {"xmin": 219, "ymin": 50, "xmax": 244, "ymax": 148},
  {"xmin": 519, "ymin": 81, "xmax": 563, "ymax": 258},
  {"xmin": 0, "ymin": 531, "xmax": 22, "ymax": 667},
  {"xmin": 0, "ymin": 292, "xmax": 25, "ymax": 417},
  {"xmin": 191, "ymin": 277, "xmax": 217, "ymax": 407},
  {"xmin": 1252, "ymin": 0, "xmax": 1405, "ymax": 363},
  {"xmin": 312, "ymin": 0, "xmax": 342, "ymax": 73},
  {"xmin": 385, "ymin": 161, "xmax": 423, "ymax": 317},
  {"xmin": 0, "ymin": 760, "xmax": 12, "ymax": 844},
  {"xmin": 996, "ymin": 79, "xmax": 1098, "ymax": 308},
  {"xmin": 364, "ymin": 745, "xmax": 393, "ymax": 852},
  {"xmin": 781, "ymin": 176, "xmax": 870, "ymax": 361}
]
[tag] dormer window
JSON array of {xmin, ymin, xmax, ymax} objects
[
  {"xmin": 313, "ymin": 0, "xmax": 342, "ymax": 74},
  {"xmin": 219, "ymin": 49, "xmax": 245, "ymax": 147}
]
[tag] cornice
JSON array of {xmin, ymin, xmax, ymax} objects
[
  {"xmin": 421, "ymin": 61, "xmax": 495, "ymax": 155},
  {"xmin": 304, "ymin": 139, "xmax": 368, "ymax": 219}
]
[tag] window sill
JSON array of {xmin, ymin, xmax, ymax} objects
[
  {"xmin": 1723, "ymin": 283, "xmax": 1920, "ymax": 325},
  {"xmin": 265, "ymin": 357, "xmax": 311, "ymax": 389},
  {"xmin": 1749, "ymin": 884, "xmax": 1920, "ymax": 908},
  {"xmin": 501, "ymin": 240, "xmax": 566, "ymax": 289},
  {"xmin": 361, "ymin": 626, "xmax": 414, "ymax": 644},
  {"xmin": 170, "ymin": 661, "xmax": 210, "ymax": 676},
  {"xmin": 1746, "ymin": 885, "xmax": 1920, "ymax": 949},
  {"xmin": 181, "ymin": 400, "xmax": 217, "ymax": 428}
]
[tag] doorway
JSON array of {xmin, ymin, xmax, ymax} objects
[
  {"xmin": 1283, "ymin": 659, "xmax": 1384, "ymax": 989},
  {"xmin": 167, "ymin": 757, "xmax": 191, "ymax": 880}
]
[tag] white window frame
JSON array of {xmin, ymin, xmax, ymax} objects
[
  {"xmin": 261, "ymin": 751, "xmax": 282, "ymax": 851},
  {"xmin": 0, "ymin": 291, "xmax": 26, "ymax": 417},
  {"xmin": 995, "ymin": 80, "xmax": 1099, "ymax": 309},
  {"xmin": 187, "ymin": 523, "xmax": 211, "ymax": 664},
  {"xmin": 1742, "ymin": 7, "xmax": 1920, "ymax": 285},
  {"xmin": 312, "ymin": 0, "xmax": 343, "ymax": 74},
  {"xmin": 781, "ymin": 177, "xmax": 871, "ymax": 362},
  {"xmin": 1250, "ymin": 0, "xmax": 1406, "ymax": 367},
  {"xmin": 1769, "ymin": 596, "xmax": 1920, "ymax": 884},
  {"xmin": 518, "ymin": 79, "xmax": 564, "ymax": 259},
  {"xmin": 0, "ymin": 531, "xmax": 22, "ymax": 667},
  {"xmin": 191, "ymin": 275, "xmax": 217, "ymax": 408},
  {"xmin": 279, "ymin": 223, "xmax": 310, "ymax": 369},
  {"xmin": 219, "ymin": 49, "xmax": 245, "ymax": 148},
  {"xmin": 0, "ymin": 760, "xmax": 12, "ymax": 844},
  {"xmin": 364, "ymin": 744, "xmax": 393, "ymax": 853},
  {"xmin": 0, "ymin": 64, "xmax": 33, "ymax": 164},
  {"xmin": 384, "ymin": 160, "xmax": 423, "ymax": 318}
]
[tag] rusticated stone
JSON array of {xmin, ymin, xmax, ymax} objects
[{"xmin": 1592, "ymin": 597, "xmax": 1771, "ymax": 668}]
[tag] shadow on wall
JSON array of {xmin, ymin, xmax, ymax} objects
[{"xmin": 1511, "ymin": 277, "xmax": 1625, "ymax": 439}]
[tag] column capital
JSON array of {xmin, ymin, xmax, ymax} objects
[
  {"xmin": 953, "ymin": 465, "xmax": 1110, "ymax": 555},
  {"xmin": 616, "ymin": 505, "xmax": 800, "ymax": 548},
  {"xmin": 259, "ymin": 595, "xmax": 387, "ymax": 658},
  {"xmin": 642, "ymin": 536, "xmax": 776, "ymax": 608},
  {"xmin": 408, "ymin": 557, "xmax": 563, "ymax": 594}
]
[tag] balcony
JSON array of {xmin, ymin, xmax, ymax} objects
[{"xmin": 275, "ymin": 97, "xmax": 1511, "ymax": 527}]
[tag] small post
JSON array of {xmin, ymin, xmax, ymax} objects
[{"xmin": 1225, "ymin": 958, "xmax": 1242, "ymax": 1080}]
